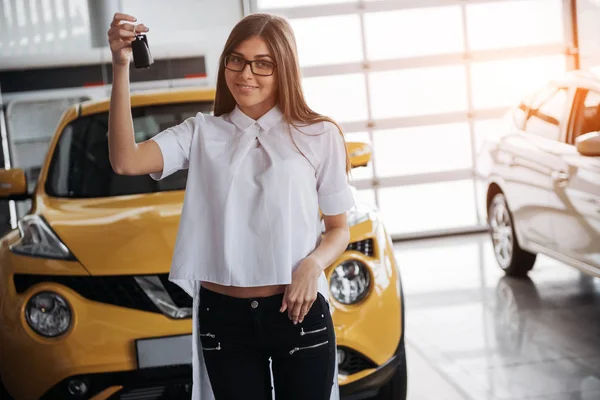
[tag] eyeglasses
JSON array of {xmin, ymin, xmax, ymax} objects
[{"xmin": 224, "ymin": 55, "xmax": 276, "ymax": 77}]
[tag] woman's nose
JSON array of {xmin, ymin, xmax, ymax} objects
[{"xmin": 241, "ymin": 63, "xmax": 255, "ymax": 79}]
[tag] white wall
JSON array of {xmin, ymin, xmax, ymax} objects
[
  {"xmin": 0, "ymin": 0, "xmax": 244, "ymax": 85},
  {"xmin": 578, "ymin": 0, "xmax": 600, "ymax": 70}
]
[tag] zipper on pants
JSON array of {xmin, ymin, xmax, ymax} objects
[
  {"xmin": 203, "ymin": 342, "xmax": 222, "ymax": 351},
  {"xmin": 289, "ymin": 340, "xmax": 329, "ymax": 355},
  {"xmin": 200, "ymin": 332, "xmax": 220, "ymax": 350},
  {"xmin": 300, "ymin": 327, "xmax": 327, "ymax": 336}
]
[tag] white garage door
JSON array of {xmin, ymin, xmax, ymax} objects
[{"xmin": 252, "ymin": 0, "xmax": 567, "ymax": 238}]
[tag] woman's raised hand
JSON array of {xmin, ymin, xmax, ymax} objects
[{"xmin": 107, "ymin": 13, "xmax": 149, "ymax": 66}]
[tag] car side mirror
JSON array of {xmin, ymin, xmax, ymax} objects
[
  {"xmin": 0, "ymin": 169, "xmax": 30, "ymax": 201},
  {"xmin": 347, "ymin": 141, "xmax": 371, "ymax": 168},
  {"xmin": 575, "ymin": 131, "xmax": 600, "ymax": 157}
]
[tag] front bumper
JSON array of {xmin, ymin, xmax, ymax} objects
[
  {"xmin": 340, "ymin": 340, "xmax": 405, "ymax": 400},
  {"xmin": 40, "ymin": 366, "xmax": 192, "ymax": 400},
  {"xmin": 0, "ymin": 276, "xmax": 192, "ymax": 400},
  {"xmin": 340, "ymin": 255, "xmax": 406, "ymax": 400}
]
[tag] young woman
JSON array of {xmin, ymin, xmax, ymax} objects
[{"xmin": 107, "ymin": 12, "xmax": 354, "ymax": 400}]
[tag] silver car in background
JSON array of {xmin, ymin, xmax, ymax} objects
[{"xmin": 476, "ymin": 70, "xmax": 600, "ymax": 277}]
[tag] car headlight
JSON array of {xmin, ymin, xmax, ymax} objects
[
  {"xmin": 25, "ymin": 292, "xmax": 72, "ymax": 337},
  {"xmin": 10, "ymin": 215, "xmax": 75, "ymax": 260},
  {"xmin": 330, "ymin": 260, "xmax": 371, "ymax": 304}
]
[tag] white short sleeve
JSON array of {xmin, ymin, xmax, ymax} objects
[
  {"xmin": 317, "ymin": 123, "xmax": 355, "ymax": 215},
  {"xmin": 149, "ymin": 116, "xmax": 196, "ymax": 181}
]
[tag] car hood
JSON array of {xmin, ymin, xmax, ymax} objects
[{"xmin": 41, "ymin": 192, "xmax": 184, "ymax": 276}]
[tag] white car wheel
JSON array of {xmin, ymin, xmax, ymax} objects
[
  {"xmin": 488, "ymin": 193, "xmax": 537, "ymax": 277},
  {"xmin": 490, "ymin": 199, "xmax": 514, "ymax": 269}
]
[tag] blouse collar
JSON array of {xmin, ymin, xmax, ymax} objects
[{"xmin": 229, "ymin": 104, "xmax": 284, "ymax": 132}]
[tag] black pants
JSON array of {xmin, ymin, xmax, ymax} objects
[{"xmin": 198, "ymin": 285, "xmax": 336, "ymax": 400}]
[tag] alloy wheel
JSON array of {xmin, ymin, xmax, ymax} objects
[{"xmin": 490, "ymin": 201, "xmax": 514, "ymax": 270}]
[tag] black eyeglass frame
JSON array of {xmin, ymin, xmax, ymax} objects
[{"xmin": 223, "ymin": 55, "xmax": 276, "ymax": 77}]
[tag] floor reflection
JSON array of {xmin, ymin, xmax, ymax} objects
[{"xmin": 395, "ymin": 233, "xmax": 600, "ymax": 400}]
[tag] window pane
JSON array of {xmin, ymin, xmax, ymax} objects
[
  {"xmin": 525, "ymin": 88, "xmax": 568, "ymax": 141},
  {"xmin": 369, "ymin": 65, "xmax": 467, "ymax": 119},
  {"xmin": 365, "ymin": 6, "xmax": 463, "ymax": 60},
  {"xmin": 471, "ymin": 55, "xmax": 566, "ymax": 109},
  {"xmin": 345, "ymin": 131, "xmax": 374, "ymax": 181},
  {"xmin": 355, "ymin": 189, "xmax": 376, "ymax": 209},
  {"xmin": 378, "ymin": 180, "xmax": 478, "ymax": 235},
  {"xmin": 8, "ymin": 98, "xmax": 84, "ymax": 142},
  {"xmin": 474, "ymin": 118, "xmax": 507, "ymax": 159},
  {"xmin": 46, "ymin": 102, "xmax": 213, "ymax": 198},
  {"xmin": 373, "ymin": 123, "xmax": 472, "ymax": 177},
  {"xmin": 290, "ymin": 15, "xmax": 362, "ymax": 67},
  {"xmin": 7, "ymin": 97, "xmax": 85, "ymax": 186},
  {"xmin": 13, "ymin": 139, "xmax": 51, "ymax": 171},
  {"xmin": 303, "ymin": 74, "xmax": 368, "ymax": 123},
  {"xmin": 584, "ymin": 90, "xmax": 600, "ymax": 108},
  {"xmin": 466, "ymin": 0, "xmax": 564, "ymax": 51},
  {"xmin": 577, "ymin": 0, "xmax": 600, "ymax": 69},
  {"xmin": 510, "ymin": 88, "xmax": 544, "ymax": 130},
  {"xmin": 574, "ymin": 90, "xmax": 600, "ymax": 141},
  {"xmin": 0, "ymin": 0, "xmax": 90, "ymax": 56},
  {"xmin": 258, "ymin": 0, "xmax": 349, "ymax": 8}
]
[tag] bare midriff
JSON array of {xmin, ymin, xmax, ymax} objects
[{"xmin": 200, "ymin": 281, "xmax": 286, "ymax": 298}]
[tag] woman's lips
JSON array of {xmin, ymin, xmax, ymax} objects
[{"xmin": 237, "ymin": 83, "xmax": 258, "ymax": 93}]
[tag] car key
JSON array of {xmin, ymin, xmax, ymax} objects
[{"xmin": 131, "ymin": 25, "xmax": 153, "ymax": 68}]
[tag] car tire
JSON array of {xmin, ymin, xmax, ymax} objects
[
  {"xmin": 374, "ymin": 341, "xmax": 407, "ymax": 400},
  {"xmin": 488, "ymin": 193, "xmax": 536, "ymax": 277}
]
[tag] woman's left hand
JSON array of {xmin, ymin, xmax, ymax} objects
[{"xmin": 280, "ymin": 256, "xmax": 323, "ymax": 325}]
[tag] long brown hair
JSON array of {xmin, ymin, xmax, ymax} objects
[{"xmin": 213, "ymin": 13, "xmax": 351, "ymax": 174}]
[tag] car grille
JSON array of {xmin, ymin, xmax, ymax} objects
[
  {"xmin": 13, "ymin": 273, "xmax": 192, "ymax": 315},
  {"xmin": 118, "ymin": 386, "xmax": 166, "ymax": 400},
  {"xmin": 346, "ymin": 238, "xmax": 374, "ymax": 257},
  {"xmin": 112, "ymin": 383, "xmax": 192, "ymax": 400},
  {"xmin": 339, "ymin": 346, "xmax": 378, "ymax": 375}
]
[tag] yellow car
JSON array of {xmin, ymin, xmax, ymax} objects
[{"xmin": 0, "ymin": 88, "xmax": 406, "ymax": 400}]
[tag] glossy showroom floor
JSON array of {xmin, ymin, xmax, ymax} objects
[{"xmin": 398, "ymin": 233, "xmax": 600, "ymax": 400}]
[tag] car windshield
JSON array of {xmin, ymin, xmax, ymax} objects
[{"xmin": 45, "ymin": 102, "xmax": 213, "ymax": 198}]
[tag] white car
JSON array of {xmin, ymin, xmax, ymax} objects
[{"xmin": 476, "ymin": 70, "xmax": 600, "ymax": 277}]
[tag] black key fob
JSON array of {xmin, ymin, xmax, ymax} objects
[{"xmin": 132, "ymin": 34, "xmax": 153, "ymax": 69}]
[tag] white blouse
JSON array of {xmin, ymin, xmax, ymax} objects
[{"xmin": 149, "ymin": 104, "xmax": 354, "ymax": 400}]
